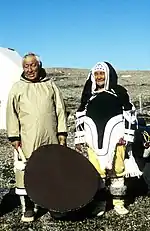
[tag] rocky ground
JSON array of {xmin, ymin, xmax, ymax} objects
[{"xmin": 0, "ymin": 69, "xmax": 150, "ymax": 231}]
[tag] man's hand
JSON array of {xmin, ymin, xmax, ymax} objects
[{"xmin": 11, "ymin": 141, "xmax": 21, "ymax": 150}]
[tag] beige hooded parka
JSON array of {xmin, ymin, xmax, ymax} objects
[{"xmin": 6, "ymin": 72, "xmax": 67, "ymax": 159}]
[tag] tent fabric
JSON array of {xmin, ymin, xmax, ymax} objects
[
  {"xmin": 24, "ymin": 144, "xmax": 102, "ymax": 213},
  {"xmin": 0, "ymin": 47, "xmax": 22, "ymax": 129}
]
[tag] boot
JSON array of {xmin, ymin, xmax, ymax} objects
[
  {"xmin": 92, "ymin": 181, "xmax": 106, "ymax": 217},
  {"xmin": 113, "ymin": 199, "xmax": 129, "ymax": 215},
  {"xmin": 20, "ymin": 195, "xmax": 35, "ymax": 222},
  {"xmin": 110, "ymin": 177, "xmax": 129, "ymax": 215},
  {"xmin": 96, "ymin": 200, "xmax": 106, "ymax": 216}
]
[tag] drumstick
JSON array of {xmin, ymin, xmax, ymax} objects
[
  {"xmin": 14, "ymin": 148, "xmax": 18, "ymax": 162},
  {"xmin": 17, "ymin": 146, "xmax": 26, "ymax": 162}
]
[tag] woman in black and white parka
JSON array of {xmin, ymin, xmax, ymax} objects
[{"xmin": 75, "ymin": 61, "xmax": 141, "ymax": 216}]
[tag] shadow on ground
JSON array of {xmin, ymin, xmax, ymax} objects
[
  {"xmin": 0, "ymin": 176, "xmax": 148, "ymax": 222},
  {"xmin": 0, "ymin": 188, "xmax": 20, "ymax": 216}
]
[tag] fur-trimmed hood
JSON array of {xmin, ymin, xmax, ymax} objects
[{"xmin": 20, "ymin": 68, "xmax": 50, "ymax": 83}]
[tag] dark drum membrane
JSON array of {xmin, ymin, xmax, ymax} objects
[{"xmin": 24, "ymin": 144, "xmax": 102, "ymax": 213}]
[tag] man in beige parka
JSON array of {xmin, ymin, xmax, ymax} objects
[{"xmin": 6, "ymin": 53, "xmax": 67, "ymax": 222}]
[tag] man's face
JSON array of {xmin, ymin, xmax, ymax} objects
[
  {"xmin": 94, "ymin": 71, "xmax": 105, "ymax": 87},
  {"xmin": 23, "ymin": 56, "xmax": 39, "ymax": 80}
]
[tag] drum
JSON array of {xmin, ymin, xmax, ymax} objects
[{"xmin": 24, "ymin": 144, "xmax": 102, "ymax": 213}]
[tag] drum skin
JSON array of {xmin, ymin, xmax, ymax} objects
[{"xmin": 24, "ymin": 144, "xmax": 102, "ymax": 213}]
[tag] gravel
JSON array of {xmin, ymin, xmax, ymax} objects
[
  {"xmin": 1, "ymin": 71, "xmax": 150, "ymax": 230},
  {"xmin": 1, "ymin": 122, "xmax": 150, "ymax": 231}
]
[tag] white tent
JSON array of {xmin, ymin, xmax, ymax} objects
[{"xmin": 0, "ymin": 47, "xmax": 23, "ymax": 129}]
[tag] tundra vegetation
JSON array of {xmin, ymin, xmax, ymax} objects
[{"xmin": 0, "ymin": 68, "xmax": 150, "ymax": 231}]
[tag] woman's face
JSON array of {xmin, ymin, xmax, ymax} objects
[{"xmin": 94, "ymin": 71, "xmax": 105, "ymax": 87}]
